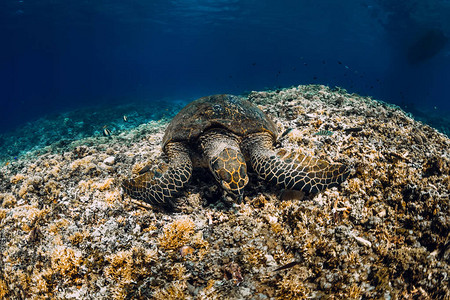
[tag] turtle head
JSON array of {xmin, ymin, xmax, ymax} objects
[{"xmin": 209, "ymin": 147, "xmax": 249, "ymax": 197}]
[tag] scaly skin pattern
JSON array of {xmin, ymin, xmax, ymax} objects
[
  {"xmin": 243, "ymin": 132, "xmax": 350, "ymax": 193},
  {"xmin": 121, "ymin": 142, "xmax": 192, "ymax": 207},
  {"xmin": 122, "ymin": 95, "xmax": 350, "ymax": 208},
  {"xmin": 200, "ymin": 130, "xmax": 249, "ymax": 196}
]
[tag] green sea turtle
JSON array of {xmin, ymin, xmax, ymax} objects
[{"xmin": 122, "ymin": 94, "xmax": 350, "ymax": 208}]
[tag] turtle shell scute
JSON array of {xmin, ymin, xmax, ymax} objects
[{"xmin": 162, "ymin": 94, "xmax": 278, "ymax": 148}]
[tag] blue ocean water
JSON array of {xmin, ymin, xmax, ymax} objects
[{"xmin": 1, "ymin": 0, "xmax": 449, "ymax": 134}]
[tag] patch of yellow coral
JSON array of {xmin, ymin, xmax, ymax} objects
[
  {"xmin": 69, "ymin": 155, "xmax": 96, "ymax": 174},
  {"xmin": 104, "ymin": 246, "xmax": 157, "ymax": 300},
  {"xmin": 0, "ymin": 193, "xmax": 16, "ymax": 208},
  {"xmin": 158, "ymin": 218, "xmax": 195, "ymax": 251},
  {"xmin": 11, "ymin": 205, "xmax": 49, "ymax": 231},
  {"xmin": 51, "ymin": 246, "xmax": 83, "ymax": 277},
  {"xmin": 10, "ymin": 173, "xmax": 25, "ymax": 184},
  {"xmin": 0, "ymin": 279, "xmax": 7, "ymax": 298},
  {"xmin": 48, "ymin": 218, "xmax": 70, "ymax": 234},
  {"xmin": 152, "ymin": 281, "xmax": 188, "ymax": 300},
  {"xmin": 78, "ymin": 178, "xmax": 114, "ymax": 192}
]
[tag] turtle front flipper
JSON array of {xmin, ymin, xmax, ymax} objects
[
  {"xmin": 244, "ymin": 132, "xmax": 350, "ymax": 193},
  {"xmin": 122, "ymin": 142, "xmax": 192, "ymax": 207}
]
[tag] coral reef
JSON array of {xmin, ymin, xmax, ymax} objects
[
  {"xmin": 0, "ymin": 101, "xmax": 185, "ymax": 164},
  {"xmin": 0, "ymin": 85, "xmax": 449, "ymax": 299}
]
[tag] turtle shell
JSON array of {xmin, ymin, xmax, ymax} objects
[{"xmin": 162, "ymin": 94, "xmax": 278, "ymax": 148}]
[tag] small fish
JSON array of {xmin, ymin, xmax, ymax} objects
[
  {"xmin": 103, "ymin": 125, "xmax": 111, "ymax": 137},
  {"xmin": 343, "ymin": 127, "xmax": 362, "ymax": 133},
  {"xmin": 273, "ymin": 261, "xmax": 300, "ymax": 272},
  {"xmin": 314, "ymin": 130, "xmax": 334, "ymax": 136},
  {"xmin": 123, "ymin": 115, "xmax": 128, "ymax": 122},
  {"xmin": 280, "ymin": 128, "xmax": 293, "ymax": 139}
]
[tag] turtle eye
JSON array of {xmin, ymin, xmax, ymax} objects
[{"xmin": 221, "ymin": 180, "xmax": 232, "ymax": 191}]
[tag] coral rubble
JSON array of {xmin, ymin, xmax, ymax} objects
[{"xmin": 0, "ymin": 85, "xmax": 449, "ymax": 299}]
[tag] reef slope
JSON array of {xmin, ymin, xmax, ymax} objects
[{"xmin": 0, "ymin": 85, "xmax": 449, "ymax": 299}]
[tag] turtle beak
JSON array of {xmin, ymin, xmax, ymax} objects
[
  {"xmin": 235, "ymin": 190, "xmax": 244, "ymax": 204},
  {"xmin": 222, "ymin": 181, "xmax": 245, "ymax": 203}
]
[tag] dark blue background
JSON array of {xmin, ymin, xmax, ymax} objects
[{"xmin": 1, "ymin": 0, "xmax": 449, "ymax": 133}]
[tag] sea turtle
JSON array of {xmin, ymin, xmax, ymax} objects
[{"xmin": 122, "ymin": 94, "xmax": 350, "ymax": 208}]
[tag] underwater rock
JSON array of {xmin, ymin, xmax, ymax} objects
[{"xmin": 103, "ymin": 156, "xmax": 116, "ymax": 166}]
